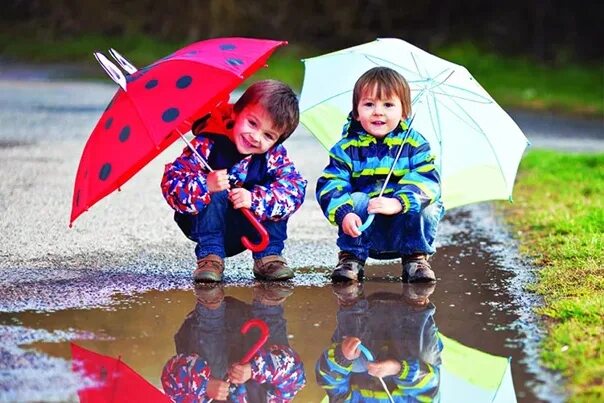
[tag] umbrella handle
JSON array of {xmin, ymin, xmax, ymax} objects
[
  {"xmin": 358, "ymin": 214, "xmax": 375, "ymax": 232},
  {"xmin": 239, "ymin": 208, "xmax": 270, "ymax": 253},
  {"xmin": 239, "ymin": 318, "xmax": 270, "ymax": 364},
  {"xmin": 207, "ymin": 318, "xmax": 270, "ymax": 403}
]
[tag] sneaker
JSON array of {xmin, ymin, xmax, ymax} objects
[
  {"xmin": 331, "ymin": 251, "xmax": 365, "ymax": 282},
  {"xmin": 193, "ymin": 254, "xmax": 225, "ymax": 283},
  {"xmin": 401, "ymin": 283, "xmax": 436, "ymax": 307},
  {"xmin": 332, "ymin": 282, "xmax": 364, "ymax": 306},
  {"xmin": 194, "ymin": 283, "xmax": 225, "ymax": 309},
  {"xmin": 253, "ymin": 282, "xmax": 294, "ymax": 306},
  {"xmin": 253, "ymin": 255, "xmax": 294, "ymax": 281},
  {"xmin": 401, "ymin": 254, "xmax": 436, "ymax": 283}
]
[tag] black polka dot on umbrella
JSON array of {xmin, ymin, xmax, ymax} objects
[
  {"xmin": 99, "ymin": 163, "xmax": 112, "ymax": 181},
  {"xmin": 176, "ymin": 75, "xmax": 192, "ymax": 89},
  {"xmin": 220, "ymin": 44, "xmax": 236, "ymax": 51},
  {"xmin": 162, "ymin": 108, "xmax": 180, "ymax": 122},
  {"xmin": 119, "ymin": 125, "xmax": 131, "ymax": 142},
  {"xmin": 104, "ymin": 117, "xmax": 113, "ymax": 130},
  {"xmin": 145, "ymin": 79, "xmax": 158, "ymax": 89},
  {"xmin": 227, "ymin": 58, "xmax": 244, "ymax": 66}
]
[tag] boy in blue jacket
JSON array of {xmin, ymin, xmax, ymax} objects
[
  {"xmin": 316, "ymin": 67, "xmax": 444, "ymax": 283},
  {"xmin": 162, "ymin": 80, "xmax": 307, "ymax": 282}
]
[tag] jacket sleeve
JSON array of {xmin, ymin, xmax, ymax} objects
[
  {"xmin": 250, "ymin": 145, "xmax": 307, "ymax": 222},
  {"xmin": 161, "ymin": 135, "xmax": 214, "ymax": 214},
  {"xmin": 250, "ymin": 345, "xmax": 307, "ymax": 401},
  {"xmin": 391, "ymin": 359, "xmax": 440, "ymax": 400},
  {"xmin": 315, "ymin": 342, "xmax": 353, "ymax": 401},
  {"xmin": 161, "ymin": 354, "xmax": 211, "ymax": 400},
  {"xmin": 315, "ymin": 143, "xmax": 354, "ymax": 226},
  {"xmin": 394, "ymin": 130, "xmax": 441, "ymax": 214}
]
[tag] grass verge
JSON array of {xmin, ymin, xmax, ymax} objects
[
  {"xmin": 502, "ymin": 150, "xmax": 604, "ymax": 401},
  {"xmin": 0, "ymin": 34, "xmax": 602, "ymax": 117}
]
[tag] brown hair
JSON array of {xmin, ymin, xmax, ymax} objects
[
  {"xmin": 352, "ymin": 67, "xmax": 412, "ymax": 120},
  {"xmin": 234, "ymin": 79, "xmax": 300, "ymax": 143}
]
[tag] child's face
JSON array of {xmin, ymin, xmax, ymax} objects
[
  {"xmin": 231, "ymin": 103, "xmax": 280, "ymax": 155},
  {"xmin": 355, "ymin": 89, "xmax": 404, "ymax": 138}
]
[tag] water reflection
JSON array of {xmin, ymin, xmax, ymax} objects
[
  {"xmin": 161, "ymin": 283, "xmax": 306, "ymax": 402},
  {"xmin": 317, "ymin": 283, "xmax": 440, "ymax": 402}
]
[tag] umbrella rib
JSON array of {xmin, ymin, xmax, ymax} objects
[
  {"xmin": 430, "ymin": 89, "xmax": 493, "ymax": 104},
  {"xmin": 437, "ymin": 90, "xmax": 510, "ymax": 191}
]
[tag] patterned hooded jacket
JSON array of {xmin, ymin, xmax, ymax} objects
[
  {"xmin": 162, "ymin": 346, "xmax": 306, "ymax": 402},
  {"xmin": 316, "ymin": 116, "xmax": 440, "ymax": 226},
  {"xmin": 161, "ymin": 103, "xmax": 307, "ymax": 222}
]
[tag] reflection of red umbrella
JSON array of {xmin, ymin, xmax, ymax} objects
[
  {"xmin": 70, "ymin": 38, "xmax": 285, "ymax": 251},
  {"xmin": 71, "ymin": 342, "xmax": 170, "ymax": 402}
]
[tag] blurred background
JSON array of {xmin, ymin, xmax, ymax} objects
[{"xmin": 1, "ymin": 0, "xmax": 602, "ymax": 116}]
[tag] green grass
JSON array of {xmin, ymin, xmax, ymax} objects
[
  {"xmin": 1, "ymin": 34, "xmax": 602, "ymax": 117},
  {"xmin": 501, "ymin": 150, "xmax": 604, "ymax": 401}
]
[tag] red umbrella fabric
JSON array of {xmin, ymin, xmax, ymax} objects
[
  {"xmin": 71, "ymin": 342, "xmax": 170, "ymax": 403},
  {"xmin": 70, "ymin": 37, "xmax": 286, "ymax": 226}
]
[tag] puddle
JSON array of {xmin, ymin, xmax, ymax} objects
[
  {"xmin": 0, "ymin": 207, "xmax": 566, "ymax": 402},
  {"xmin": 0, "ymin": 214, "xmax": 565, "ymax": 403}
]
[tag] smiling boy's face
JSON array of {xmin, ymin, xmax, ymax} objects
[
  {"xmin": 231, "ymin": 103, "xmax": 280, "ymax": 155},
  {"xmin": 355, "ymin": 86, "xmax": 404, "ymax": 138}
]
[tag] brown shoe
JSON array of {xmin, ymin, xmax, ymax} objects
[
  {"xmin": 193, "ymin": 254, "xmax": 225, "ymax": 283},
  {"xmin": 253, "ymin": 255, "xmax": 294, "ymax": 281},
  {"xmin": 194, "ymin": 283, "xmax": 225, "ymax": 309},
  {"xmin": 401, "ymin": 283, "xmax": 436, "ymax": 307},
  {"xmin": 401, "ymin": 254, "xmax": 435, "ymax": 283},
  {"xmin": 332, "ymin": 282, "xmax": 364, "ymax": 306},
  {"xmin": 253, "ymin": 282, "xmax": 294, "ymax": 306},
  {"xmin": 331, "ymin": 251, "xmax": 365, "ymax": 282}
]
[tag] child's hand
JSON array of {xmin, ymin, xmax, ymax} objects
[
  {"xmin": 367, "ymin": 359, "xmax": 402, "ymax": 378},
  {"xmin": 228, "ymin": 362, "xmax": 252, "ymax": 384},
  {"xmin": 207, "ymin": 377, "xmax": 229, "ymax": 400},
  {"xmin": 229, "ymin": 188, "xmax": 252, "ymax": 209},
  {"xmin": 207, "ymin": 169, "xmax": 230, "ymax": 193},
  {"xmin": 368, "ymin": 197, "xmax": 402, "ymax": 215},
  {"xmin": 342, "ymin": 213, "xmax": 362, "ymax": 237},
  {"xmin": 340, "ymin": 336, "xmax": 362, "ymax": 360}
]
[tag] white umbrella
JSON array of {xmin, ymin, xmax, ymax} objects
[{"xmin": 300, "ymin": 38, "xmax": 529, "ymax": 210}]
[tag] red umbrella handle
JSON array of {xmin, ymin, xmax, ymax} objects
[
  {"xmin": 239, "ymin": 318, "xmax": 270, "ymax": 364},
  {"xmin": 239, "ymin": 208, "xmax": 269, "ymax": 253}
]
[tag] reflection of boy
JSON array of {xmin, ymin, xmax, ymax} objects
[
  {"xmin": 161, "ymin": 284, "xmax": 306, "ymax": 402},
  {"xmin": 316, "ymin": 284, "xmax": 441, "ymax": 402},
  {"xmin": 162, "ymin": 80, "xmax": 307, "ymax": 283},
  {"xmin": 316, "ymin": 67, "xmax": 444, "ymax": 283}
]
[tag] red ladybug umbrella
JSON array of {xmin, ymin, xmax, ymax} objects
[
  {"xmin": 71, "ymin": 342, "xmax": 170, "ymax": 403},
  {"xmin": 70, "ymin": 37, "xmax": 285, "ymax": 251}
]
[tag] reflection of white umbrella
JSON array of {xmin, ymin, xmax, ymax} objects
[{"xmin": 300, "ymin": 38, "xmax": 529, "ymax": 209}]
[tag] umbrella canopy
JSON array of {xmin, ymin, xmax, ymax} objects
[
  {"xmin": 70, "ymin": 37, "xmax": 286, "ymax": 225},
  {"xmin": 71, "ymin": 342, "xmax": 170, "ymax": 402},
  {"xmin": 300, "ymin": 38, "xmax": 529, "ymax": 209}
]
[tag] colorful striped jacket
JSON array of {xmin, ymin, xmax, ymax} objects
[
  {"xmin": 315, "ymin": 342, "xmax": 440, "ymax": 402},
  {"xmin": 316, "ymin": 116, "xmax": 441, "ymax": 226},
  {"xmin": 161, "ymin": 105, "xmax": 307, "ymax": 222}
]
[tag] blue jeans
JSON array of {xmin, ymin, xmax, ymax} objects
[
  {"xmin": 174, "ymin": 191, "xmax": 288, "ymax": 259},
  {"xmin": 337, "ymin": 192, "xmax": 445, "ymax": 261}
]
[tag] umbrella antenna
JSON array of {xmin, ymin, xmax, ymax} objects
[{"xmin": 175, "ymin": 129, "xmax": 214, "ymax": 172}]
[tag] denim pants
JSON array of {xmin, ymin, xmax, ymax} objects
[
  {"xmin": 174, "ymin": 191, "xmax": 288, "ymax": 259},
  {"xmin": 337, "ymin": 192, "xmax": 445, "ymax": 261}
]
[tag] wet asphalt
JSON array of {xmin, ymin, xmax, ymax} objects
[{"xmin": 0, "ymin": 76, "xmax": 602, "ymax": 402}]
